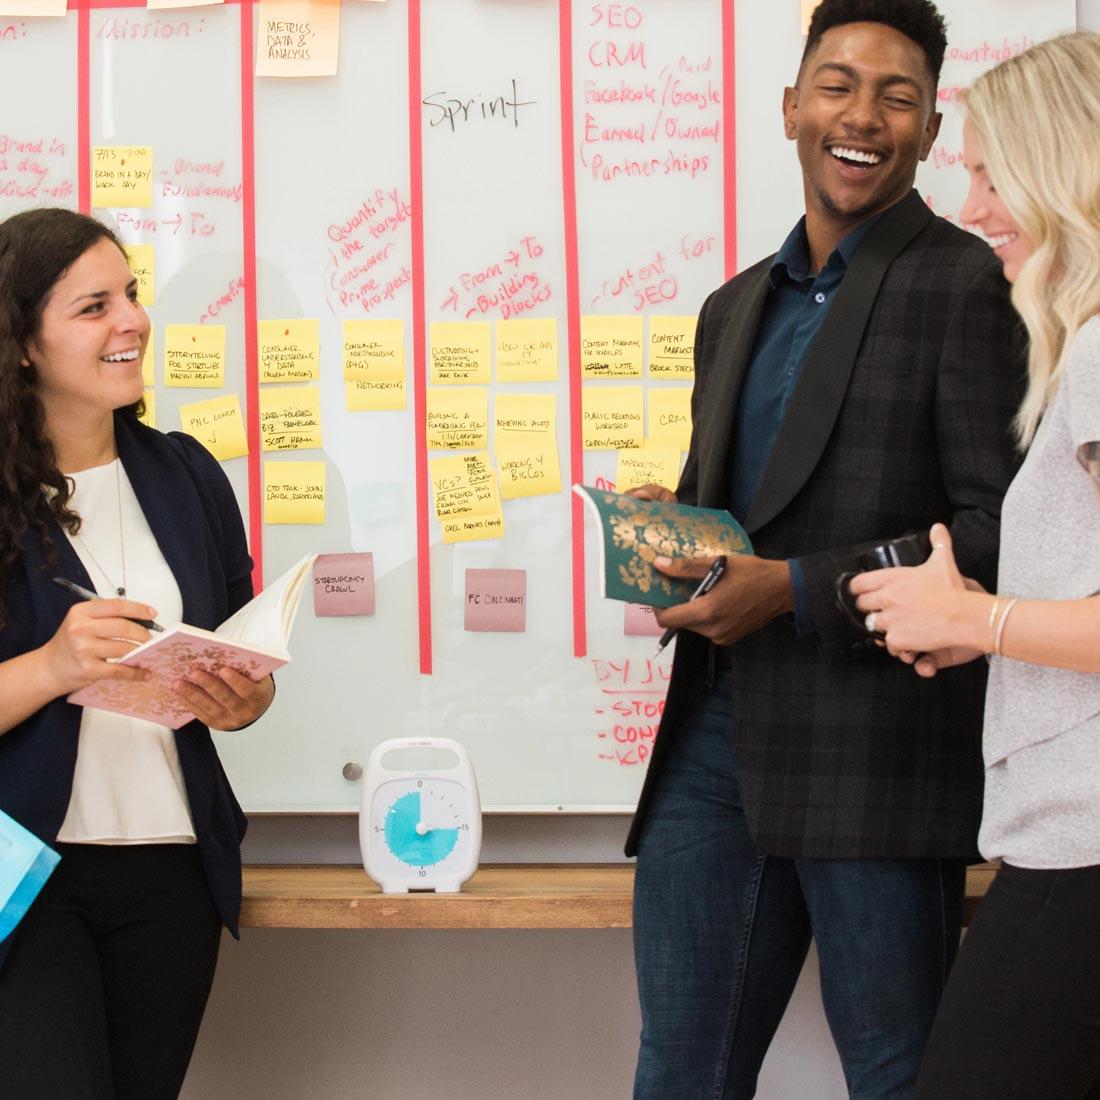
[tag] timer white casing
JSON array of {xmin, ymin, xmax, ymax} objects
[{"xmin": 359, "ymin": 737, "xmax": 482, "ymax": 894}]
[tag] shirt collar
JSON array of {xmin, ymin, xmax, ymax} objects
[{"xmin": 769, "ymin": 211, "xmax": 886, "ymax": 288}]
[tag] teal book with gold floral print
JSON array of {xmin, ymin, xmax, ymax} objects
[{"xmin": 573, "ymin": 486, "xmax": 753, "ymax": 608}]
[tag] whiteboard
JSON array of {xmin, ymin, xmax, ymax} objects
[{"xmin": 0, "ymin": 0, "xmax": 1076, "ymax": 811}]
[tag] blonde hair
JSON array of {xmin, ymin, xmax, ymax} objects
[{"xmin": 961, "ymin": 33, "xmax": 1100, "ymax": 447}]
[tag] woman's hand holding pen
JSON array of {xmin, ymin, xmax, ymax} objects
[{"xmin": 39, "ymin": 599, "xmax": 155, "ymax": 694}]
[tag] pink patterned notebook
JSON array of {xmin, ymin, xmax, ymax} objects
[
  {"xmin": 67, "ymin": 629, "xmax": 287, "ymax": 729},
  {"xmin": 67, "ymin": 554, "xmax": 314, "ymax": 729}
]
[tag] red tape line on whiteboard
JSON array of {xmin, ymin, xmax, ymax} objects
[
  {"xmin": 408, "ymin": 0, "xmax": 432, "ymax": 675},
  {"xmin": 239, "ymin": 0, "xmax": 263, "ymax": 590},
  {"xmin": 558, "ymin": 0, "xmax": 587, "ymax": 659},
  {"xmin": 77, "ymin": 4, "xmax": 90, "ymax": 213},
  {"xmin": 722, "ymin": 0, "xmax": 737, "ymax": 279}
]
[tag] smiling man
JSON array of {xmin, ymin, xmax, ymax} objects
[{"xmin": 626, "ymin": 2, "xmax": 1027, "ymax": 1098}]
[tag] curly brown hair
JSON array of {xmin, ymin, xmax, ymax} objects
[{"xmin": 0, "ymin": 207, "xmax": 142, "ymax": 624}]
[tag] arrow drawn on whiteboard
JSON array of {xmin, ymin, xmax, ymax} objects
[
  {"xmin": 505, "ymin": 249, "xmax": 520, "ymax": 268},
  {"xmin": 441, "ymin": 287, "xmax": 459, "ymax": 312}
]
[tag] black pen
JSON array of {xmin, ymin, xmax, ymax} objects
[
  {"xmin": 654, "ymin": 555, "xmax": 727, "ymax": 657},
  {"xmin": 52, "ymin": 577, "xmax": 164, "ymax": 632}
]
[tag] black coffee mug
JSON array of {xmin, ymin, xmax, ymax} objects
[{"xmin": 834, "ymin": 531, "xmax": 933, "ymax": 636}]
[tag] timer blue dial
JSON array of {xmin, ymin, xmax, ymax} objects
[
  {"xmin": 384, "ymin": 791, "xmax": 459, "ymax": 866},
  {"xmin": 360, "ymin": 738, "xmax": 482, "ymax": 894}
]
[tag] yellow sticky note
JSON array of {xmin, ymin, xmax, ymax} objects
[
  {"xmin": 179, "ymin": 394, "xmax": 249, "ymax": 461},
  {"xmin": 493, "ymin": 393, "xmax": 560, "ymax": 499},
  {"xmin": 496, "ymin": 439, "xmax": 561, "ymax": 500},
  {"xmin": 139, "ymin": 388, "xmax": 156, "ymax": 429},
  {"xmin": 429, "ymin": 453, "xmax": 504, "ymax": 543},
  {"xmin": 343, "ymin": 319, "xmax": 404, "ymax": 381},
  {"xmin": 648, "ymin": 387, "xmax": 693, "ymax": 451},
  {"xmin": 430, "ymin": 321, "xmax": 491, "ymax": 384},
  {"xmin": 345, "ymin": 378, "xmax": 406, "ymax": 411},
  {"xmin": 259, "ymin": 318, "xmax": 320, "ymax": 383},
  {"xmin": 142, "ymin": 328, "xmax": 155, "ymax": 387},
  {"xmin": 496, "ymin": 318, "xmax": 558, "ymax": 382},
  {"xmin": 264, "ymin": 460, "xmax": 326, "ymax": 524},
  {"xmin": 648, "ymin": 316, "xmax": 696, "ymax": 378},
  {"xmin": 92, "ymin": 146, "xmax": 153, "ymax": 209},
  {"xmin": 494, "ymin": 393, "xmax": 556, "ymax": 439},
  {"xmin": 616, "ymin": 445, "xmax": 682, "ymax": 493},
  {"xmin": 165, "ymin": 325, "xmax": 225, "ymax": 388},
  {"xmin": 125, "ymin": 244, "xmax": 156, "ymax": 306},
  {"xmin": 257, "ymin": 0, "xmax": 340, "ymax": 78},
  {"xmin": 582, "ymin": 315, "xmax": 644, "ymax": 379},
  {"xmin": 582, "ymin": 386, "xmax": 644, "ymax": 450},
  {"xmin": 260, "ymin": 385, "xmax": 323, "ymax": 451},
  {"xmin": 147, "ymin": 0, "xmax": 224, "ymax": 9},
  {"xmin": 801, "ymin": 0, "xmax": 815, "ymax": 35},
  {"xmin": 427, "ymin": 388, "xmax": 489, "ymax": 451},
  {"xmin": 0, "ymin": 0, "xmax": 66, "ymax": 14}
]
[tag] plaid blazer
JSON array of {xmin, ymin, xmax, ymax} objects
[{"xmin": 626, "ymin": 191, "xmax": 1027, "ymax": 860}]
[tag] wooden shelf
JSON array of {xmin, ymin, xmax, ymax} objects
[{"xmin": 240, "ymin": 862, "xmax": 996, "ymax": 930}]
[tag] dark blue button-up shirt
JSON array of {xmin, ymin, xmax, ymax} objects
[{"xmin": 729, "ymin": 213, "xmax": 882, "ymax": 633}]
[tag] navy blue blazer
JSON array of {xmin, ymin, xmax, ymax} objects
[{"xmin": 0, "ymin": 413, "xmax": 252, "ymax": 967}]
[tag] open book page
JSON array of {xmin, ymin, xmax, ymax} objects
[
  {"xmin": 65, "ymin": 554, "xmax": 317, "ymax": 728},
  {"xmin": 216, "ymin": 554, "xmax": 316, "ymax": 648}
]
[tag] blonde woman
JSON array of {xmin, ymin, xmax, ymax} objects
[{"xmin": 850, "ymin": 33, "xmax": 1100, "ymax": 1100}]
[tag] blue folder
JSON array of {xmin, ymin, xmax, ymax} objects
[{"xmin": 0, "ymin": 809, "xmax": 61, "ymax": 943}]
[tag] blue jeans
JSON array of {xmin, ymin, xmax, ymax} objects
[{"xmin": 633, "ymin": 671, "xmax": 966, "ymax": 1100}]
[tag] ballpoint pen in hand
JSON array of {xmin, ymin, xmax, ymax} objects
[
  {"xmin": 654, "ymin": 555, "xmax": 727, "ymax": 657},
  {"xmin": 51, "ymin": 577, "xmax": 164, "ymax": 632}
]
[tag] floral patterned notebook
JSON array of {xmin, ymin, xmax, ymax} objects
[
  {"xmin": 66, "ymin": 628, "xmax": 288, "ymax": 729},
  {"xmin": 67, "ymin": 554, "xmax": 316, "ymax": 729},
  {"xmin": 573, "ymin": 486, "xmax": 753, "ymax": 608}
]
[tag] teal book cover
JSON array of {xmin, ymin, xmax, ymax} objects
[
  {"xmin": 573, "ymin": 486, "xmax": 753, "ymax": 609},
  {"xmin": 0, "ymin": 809, "xmax": 61, "ymax": 943}
]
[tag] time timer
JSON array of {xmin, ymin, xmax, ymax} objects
[{"xmin": 359, "ymin": 737, "xmax": 482, "ymax": 894}]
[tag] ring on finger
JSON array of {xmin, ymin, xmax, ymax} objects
[{"xmin": 864, "ymin": 611, "xmax": 879, "ymax": 634}]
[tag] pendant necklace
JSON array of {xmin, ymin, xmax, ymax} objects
[{"xmin": 74, "ymin": 459, "xmax": 127, "ymax": 598}]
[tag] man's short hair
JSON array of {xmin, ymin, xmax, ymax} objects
[{"xmin": 800, "ymin": 0, "xmax": 948, "ymax": 87}]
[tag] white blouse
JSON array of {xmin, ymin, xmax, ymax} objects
[{"xmin": 57, "ymin": 460, "xmax": 196, "ymax": 845}]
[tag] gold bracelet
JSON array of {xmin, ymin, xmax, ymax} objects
[
  {"xmin": 994, "ymin": 597, "xmax": 1020, "ymax": 657},
  {"xmin": 987, "ymin": 595, "xmax": 1004, "ymax": 655}
]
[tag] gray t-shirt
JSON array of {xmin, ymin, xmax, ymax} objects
[{"xmin": 980, "ymin": 315, "xmax": 1100, "ymax": 869}]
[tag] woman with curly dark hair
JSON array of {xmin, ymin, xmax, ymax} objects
[{"xmin": 0, "ymin": 207, "xmax": 273, "ymax": 1099}]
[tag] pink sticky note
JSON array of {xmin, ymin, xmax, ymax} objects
[
  {"xmin": 312, "ymin": 553, "xmax": 375, "ymax": 617},
  {"xmin": 465, "ymin": 569, "xmax": 526, "ymax": 632},
  {"xmin": 625, "ymin": 602, "xmax": 664, "ymax": 637}
]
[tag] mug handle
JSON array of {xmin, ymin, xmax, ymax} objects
[{"xmin": 834, "ymin": 571, "xmax": 876, "ymax": 634}]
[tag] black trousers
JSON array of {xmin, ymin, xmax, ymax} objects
[
  {"xmin": 917, "ymin": 861, "xmax": 1100, "ymax": 1100},
  {"xmin": 0, "ymin": 843, "xmax": 222, "ymax": 1100}
]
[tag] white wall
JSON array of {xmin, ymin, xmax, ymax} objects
[
  {"xmin": 184, "ymin": 816, "xmax": 847, "ymax": 1100},
  {"xmin": 183, "ymin": 5, "xmax": 1100, "ymax": 1096}
]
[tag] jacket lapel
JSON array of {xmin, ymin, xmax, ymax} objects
[
  {"xmin": 743, "ymin": 190, "xmax": 933, "ymax": 534},
  {"xmin": 114, "ymin": 416, "xmax": 213, "ymax": 628},
  {"xmin": 696, "ymin": 269, "xmax": 772, "ymax": 507},
  {"xmin": 21, "ymin": 519, "xmax": 97, "ymax": 648}
]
